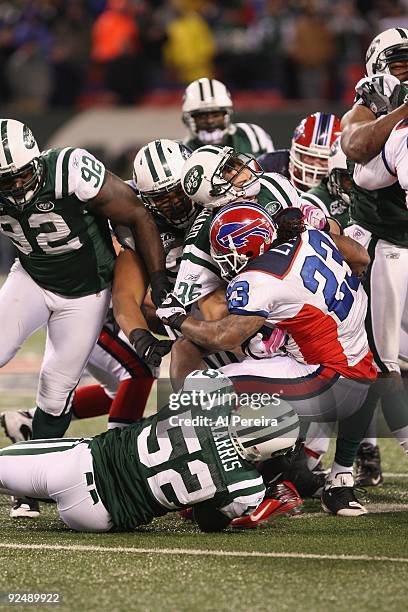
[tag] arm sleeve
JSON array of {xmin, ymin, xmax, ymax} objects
[
  {"xmin": 114, "ymin": 224, "xmax": 135, "ymax": 250},
  {"xmin": 226, "ymin": 272, "xmax": 271, "ymax": 318},
  {"xmin": 193, "ymin": 503, "xmax": 232, "ymax": 532},
  {"xmin": 68, "ymin": 148, "xmax": 106, "ymax": 202}
]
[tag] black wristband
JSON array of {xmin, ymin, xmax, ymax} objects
[
  {"xmin": 167, "ymin": 313, "xmax": 187, "ymax": 331},
  {"xmin": 150, "ymin": 270, "xmax": 171, "ymax": 307}
]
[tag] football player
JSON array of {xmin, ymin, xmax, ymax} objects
[
  {"xmin": 157, "ymin": 202, "xmax": 377, "ymax": 516},
  {"xmin": 340, "ymin": 28, "xmax": 408, "ymax": 472},
  {"xmin": 0, "ymin": 370, "xmax": 299, "ymax": 532},
  {"xmin": 182, "ymin": 78, "xmax": 274, "ymax": 154}
]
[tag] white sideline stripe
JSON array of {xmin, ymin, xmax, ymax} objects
[
  {"xmin": 383, "ymin": 472, "xmax": 408, "ymax": 478},
  {"xmin": 292, "ymin": 503, "xmax": 408, "ymax": 520},
  {"xmin": 0, "ymin": 542, "xmax": 407, "ymax": 564}
]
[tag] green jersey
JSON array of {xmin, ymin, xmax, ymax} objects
[
  {"xmin": 348, "ymin": 160, "xmax": 408, "ymax": 246},
  {"xmin": 174, "ymin": 173, "xmax": 300, "ymax": 306},
  {"xmin": 301, "ymin": 180, "xmax": 350, "ymax": 231},
  {"xmin": 185, "ymin": 122, "xmax": 274, "ymax": 156},
  {"xmin": 0, "ymin": 147, "xmax": 115, "ymax": 296},
  {"xmin": 90, "ymin": 396, "xmax": 265, "ymax": 531}
]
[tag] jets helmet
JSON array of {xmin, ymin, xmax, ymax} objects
[
  {"xmin": 181, "ymin": 144, "xmax": 263, "ymax": 209},
  {"xmin": 289, "ymin": 112, "xmax": 341, "ymax": 191},
  {"xmin": 133, "ymin": 139, "xmax": 196, "ymax": 228},
  {"xmin": 327, "ymin": 137, "xmax": 352, "ymax": 205},
  {"xmin": 182, "ymin": 78, "xmax": 233, "ymax": 144},
  {"xmin": 183, "ymin": 368, "xmax": 299, "ymax": 462},
  {"xmin": 366, "ymin": 28, "xmax": 408, "ymax": 81},
  {"xmin": 209, "ymin": 201, "xmax": 277, "ymax": 280},
  {"xmin": 0, "ymin": 119, "xmax": 43, "ymax": 208}
]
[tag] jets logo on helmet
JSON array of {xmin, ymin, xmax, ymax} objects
[
  {"xmin": 23, "ymin": 126, "xmax": 36, "ymax": 150},
  {"xmin": 210, "ymin": 202, "xmax": 276, "ymax": 279},
  {"xmin": 183, "ymin": 164, "xmax": 204, "ymax": 196},
  {"xmin": 216, "ymin": 218, "xmax": 271, "ymax": 250}
]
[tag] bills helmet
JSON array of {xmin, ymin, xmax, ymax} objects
[
  {"xmin": 133, "ymin": 139, "xmax": 195, "ymax": 228},
  {"xmin": 0, "ymin": 119, "xmax": 44, "ymax": 208},
  {"xmin": 289, "ymin": 112, "xmax": 341, "ymax": 191},
  {"xmin": 209, "ymin": 201, "xmax": 277, "ymax": 280},
  {"xmin": 181, "ymin": 144, "xmax": 263, "ymax": 209},
  {"xmin": 182, "ymin": 78, "xmax": 233, "ymax": 144},
  {"xmin": 366, "ymin": 28, "xmax": 408, "ymax": 81},
  {"xmin": 327, "ymin": 137, "xmax": 352, "ymax": 205}
]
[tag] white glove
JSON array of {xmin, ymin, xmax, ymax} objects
[
  {"xmin": 243, "ymin": 328, "xmax": 287, "ymax": 359},
  {"xmin": 298, "ymin": 202, "xmax": 327, "ymax": 230},
  {"xmin": 354, "ymin": 74, "xmax": 404, "ymax": 116},
  {"xmin": 156, "ymin": 293, "xmax": 187, "ymax": 331}
]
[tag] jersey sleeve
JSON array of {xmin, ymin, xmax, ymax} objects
[
  {"xmin": 226, "ymin": 271, "xmax": 271, "ymax": 318},
  {"xmin": 218, "ymin": 476, "xmax": 266, "ymax": 519},
  {"xmin": 300, "ymin": 191, "xmax": 330, "ymax": 217},
  {"xmin": 59, "ymin": 148, "xmax": 106, "ymax": 202}
]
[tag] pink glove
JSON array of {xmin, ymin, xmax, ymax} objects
[
  {"xmin": 243, "ymin": 327, "xmax": 286, "ymax": 358},
  {"xmin": 262, "ymin": 327, "xmax": 287, "ymax": 354},
  {"xmin": 299, "ymin": 202, "xmax": 327, "ymax": 230}
]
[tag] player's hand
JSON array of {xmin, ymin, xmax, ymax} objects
[
  {"xmin": 242, "ymin": 327, "xmax": 287, "ymax": 359},
  {"xmin": 298, "ymin": 202, "xmax": 327, "ymax": 230},
  {"xmin": 156, "ymin": 293, "xmax": 187, "ymax": 331},
  {"xmin": 129, "ymin": 328, "xmax": 173, "ymax": 368},
  {"xmin": 150, "ymin": 270, "xmax": 172, "ymax": 307},
  {"xmin": 354, "ymin": 74, "xmax": 403, "ymax": 117}
]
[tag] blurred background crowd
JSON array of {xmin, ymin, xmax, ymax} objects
[{"xmin": 0, "ymin": 0, "xmax": 407, "ymax": 111}]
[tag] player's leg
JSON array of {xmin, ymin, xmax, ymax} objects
[
  {"xmin": 32, "ymin": 287, "xmax": 111, "ymax": 439},
  {"xmin": 0, "ymin": 261, "xmax": 50, "ymax": 367},
  {"xmin": 0, "ymin": 440, "xmax": 112, "ymax": 532},
  {"xmin": 304, "ymin": 421, "xmax": 334, "ymax": 471}
]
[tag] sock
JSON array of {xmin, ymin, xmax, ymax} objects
[
  {"xmin": 108, "ymin": 377, "xmax": 154, "ymax": 429},
  {"xmin": 328, "ymin": 461, "xmax": 353, "ymax": 483},
  {"xmin": 304, "ymin": 447, "xmax": 321, "ymax": 471},
  {"xmin": 32, "ymin": 407, "xmax": 72, "ymax": 439},
  {"xmin": 71, "ymin": 385, "xmax": 113, "ymax": 420},
  {"xmin": 389, "ymin": 425, "xmax": 408, "ymax": 454}
]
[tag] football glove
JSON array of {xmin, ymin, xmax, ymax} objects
[
  {"xmin": 298, "ymin": 202, "xmax": 328, "ymax": 230},
  {"xmin": 354, "ymin": 74, "xmax": 405, "ymax": 117},
  {"xmin": 150, "ymin": 270, "xmax": 172, "ymax": 307},
  {"xmin": 156, "ymin": 293, "xmax": 187, "ymax": 331},
  {"xmin": 242, "ymin": 326, "xmax": 287, "ymax": 359},
  {"xmin": 129, "ymin": 328, "xmax": 173, "ymax": 368}
]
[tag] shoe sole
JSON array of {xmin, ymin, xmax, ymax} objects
[
  {"xmin": 355, "ymin": 475, "xmax": 383, "ymax": 487},
  {"xmin": 10, "ymin": 509, "xmax": 40, "ymax": 518},
  {"xmin": 321, "ymin": 500, "xmax": 367, "ymax": 517}
]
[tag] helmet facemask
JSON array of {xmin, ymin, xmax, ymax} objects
[
  {"xmin": 327, "ymin": 168, "xmax": 352, "ymax": 205},
  {"xmin": 0, "ymin": 157, "xmax": 44, "ymax": 209},
  {"xmin": 210, "ymin": 237, "xmax": 258, "ymax": 281},
  {"xmin": 289, "ymin": 144, "xmax": 329, "ymax": 191},
  {"xmin": 185, "ymin": 109, "xmax": 232, "ymax": 144},
  {"xmin": 140, "ymin": 181, "xmax": 196, "ymax": 229},
  {"xmin": 375, "ymin": 43, "xmax": 408, "ymax": 82},
  {"xmin": 207, "ymin": 151, "xmax": 263, "ymax": 208}
]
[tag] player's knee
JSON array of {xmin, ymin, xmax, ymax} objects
[{"xmin": 376, "ymin": 371, "xmax": 404, "ymax": 395}]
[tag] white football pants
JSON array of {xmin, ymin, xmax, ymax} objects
[
  {"xmin": 0, "ymin": 439, "xmax": 111, "ymax": 532},
  {"xmin": 0, "ymin": 260, "xmax": 110, "ymax": 416}
]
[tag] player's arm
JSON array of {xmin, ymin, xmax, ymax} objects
[
  {"xmin": 330, "ymin": 233, "xmax": 370, "ymax": 277},
  {"xmin": 341, "ymin": 103, "xmax": 408, "ymax": 164},
  {"xmin": 88, "ymin": 171, "xmax": 168, "ymax": 305},
  {"xmin": 113, "ymin": 248, "xmax": 172, "ymax": 367},
  {"xmin": 198, "ymin": 286, "xmax": 229, "ymax": 320}
]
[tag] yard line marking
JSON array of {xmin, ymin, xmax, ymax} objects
[
  {"xmin": 383, "ymin": 472, "xmax": 408, "ymax": 478},
  {"xmin": 0, "ymin": 543, "xmax": 408, "ymax": 563}
]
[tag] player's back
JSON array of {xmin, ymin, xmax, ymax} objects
[
  {"xmin": 89, "ymin": 398, "xmax": 265, "ymax": 531},
  {"xmin": 227, "ymin": 228, "xmax": 374, "ymax": 379}
]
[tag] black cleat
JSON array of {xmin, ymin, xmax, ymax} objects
[
  {"xmin": 355, "ymin": 442, "xmax": 383, "ymax": 487},
  {"xmin": 321, "ymin": 472, "xmax": 367, "ymax": 516}
]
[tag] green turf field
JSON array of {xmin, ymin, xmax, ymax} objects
[{"xmin": 0, "ymin": 331, "xmax": 407, "ymax": 611}]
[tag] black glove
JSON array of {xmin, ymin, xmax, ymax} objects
[
  {"xmin": 129, "ymin": 328, "xmax": 173, "ymax": 368},
  {"xmin": 150, "ymin": 270, "xmax": 172, "ymax": 308},
  {"xmin": 156, "ymin": 293, "xmax": 187, "ymax": 331},
  {"xmin": 355, "ymin": 74, "xmax": 404, "ymax": 117}
]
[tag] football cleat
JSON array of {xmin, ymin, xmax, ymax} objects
[
  {"xmin": 231, "ymin": 481, "xmax": 302, "ymax": 529},
  {"xmin": 355, "ymin": 442, "xmax": 383, "ymax": 487},
  {"xmin": 321, "ymin": 472, "xmax": 367, "ymax": 516},
  {"xmin": 0, "ymin": 410, "xmax": 33, "ymax": 443},
  {"xmin": 10, "ymin": 497, "xmax": 40, "ymax": 519}
]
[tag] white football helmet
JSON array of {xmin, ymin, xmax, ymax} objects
[
  {"xmin": 182, "ymin": 78, "xmax": 233, "ymax": 144},
  {"xmin": 0, "ymin": 119, "xmax": 43, "ymax": 208},
  {"xmin": 229, "ymin": 397, "xmax": 300, "ymax": 462},
  {"xmin": 366, "ymin": 28, "xmax": 408, "ymax": 81},
  {"xmin": 181, "ymin": 145, "xmax": 263, "ymax": 209},
  {"xmin": 133, "ymin": 139, "xmax": 196, "ymax": 228},
  {"xmin": 327, "ymin": 137, "xmax": 351, "ymax": 205}
]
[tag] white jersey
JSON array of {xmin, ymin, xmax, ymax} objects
[
  {"xmin": 353, "ymin": 119, "xmax": 408, "ymax": 202},
  {"xmin": 225, "ymin": 228, "xmax": 376, "ymax": 380}
]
